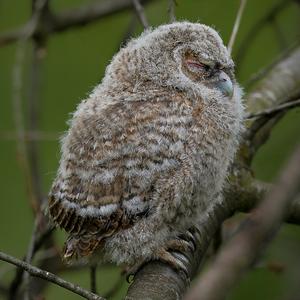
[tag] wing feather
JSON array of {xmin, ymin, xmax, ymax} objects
[{"xmin": 48, "ymin": 93, "xmax": 191, "ymax": 259}]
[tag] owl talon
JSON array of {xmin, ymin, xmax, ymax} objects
[
  {"xmin": 156, "ymin": 248, "xmax": 189, "ymax": 276},
  {"xmin": 179, "ymin": 229, "xmax": 198, "ymax": 251},
  {"xmin": 123, "ymin": 242, "xmax": 191, "ymax": 282},
  {"xmin": 165, "ymin": 238, "xmax": 195, "ymax": 253}
]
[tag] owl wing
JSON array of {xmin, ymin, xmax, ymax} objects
[{"xmin": 48, "ymin": 93, "xmax": 193, "ymax": 259}]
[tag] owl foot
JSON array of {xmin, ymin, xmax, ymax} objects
[
  {"xmin": 165, "ymin": 237, "xmax": 195, "ymax": 253},
  {"xmin": 124, "ymin": 241, "xmax": 191, "ymax": 283},
  {"xmin": 124, "ymin": 234, "xmax": 197, "ymax": 282},
  {"xmin": 155, "ymin": 247, "xmax": 189, "ymax": 276}
]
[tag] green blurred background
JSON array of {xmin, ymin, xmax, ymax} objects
[{"xmin": 0, "ymin": 0, "xmax": 300, "ymax": 299}]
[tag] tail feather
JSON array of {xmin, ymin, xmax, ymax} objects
[{"xmin": 63, "ymin": 234, "xmax": 102, "ymax": 263}]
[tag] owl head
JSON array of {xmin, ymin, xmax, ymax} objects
[{"xmin": 103, "ymin": 22, "xmax": 236, "ymax": 101}]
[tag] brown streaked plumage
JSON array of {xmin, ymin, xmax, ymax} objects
[{"xmin": 48, "ymin": 22, "xmax": 244, "ymax": 272}]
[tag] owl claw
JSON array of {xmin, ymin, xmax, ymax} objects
[
  {"xmin": 123, "ymin": 239, "xmax": 191, "ymax": 283},
  {"xmin": 165, "ymin": 238, "xmax": 195, "ymax": 253},
  {"xmin": 179, "ymin": 229, "xmax": 198, "ymax": 251},
  {"xmin": 156, "ymin": 247, "xmax": 189, "ymax": 277}
]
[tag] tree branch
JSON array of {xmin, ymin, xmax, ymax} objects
[
  {"xmin": 227, "ymin": 0, "xmax": 247, "ymax": 55},
  {"xmin": 245, "ymin": 47, "xmax": 300, "ymax": 113},
  {"xmin": 235, "ymin": 0, "xmax": 293, "ymax": 72},
  {"xmin": 0, "ymin": 0, "xmax": 156, "ymax": 47},
  {"xmin": 132, "ymin": 0, "xmax": 149, "ymax": 29},
  {"xmin": 8, "ymin": 223, "xmax": 55, "ymax": 300},
  {"xmin": 27, "ymin": 39, "xmax": 47, "ymax": 208},
  {"xmin": 184, "ymin": 144, "xmax": 300, "ymax": 300},
  {"xmin": 126, "ymin": 199, "xmax": 234, "ymax": 300},
  {"xmin": 0, "ymin": 251, "xmax": 105, "ymax": 300},
  {"xmin": 244, "ymin": 46, "xmax": 300, "ymax": 158},
  {"xmin": 125, "ymin": 174, "xmax": 300, "ymax": 300},
  {"xmin": 246, "ymin": 98, "xmax": 300, "ymax": 119},
  {"xmin": 167, "ymin": 0, "xmax": 176, "ymax": 23},
  {"xmin": 244, "ymin": 40, "xmax": 300, "ymax": 89}
]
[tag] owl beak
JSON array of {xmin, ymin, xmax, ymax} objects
[{"xmin": 216, "ymin": 70, "xmax": 233, "ymax": 98}]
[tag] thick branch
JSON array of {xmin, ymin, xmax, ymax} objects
[
  {"xmin": 52, "ymin": 0, "xmax": 153, "ymax": 32},
  {"xmin": 245, "ymin": 47, "xmax": 300, "ymax": 113},
  {"xmin": 125, "ymin": 153, "xmax": 300, "ymax": 299},
  {"xmin": 126, "ymin": 200, "xmax": 235, "ymax": 300},
  {"xmin": 244, "ymin": 47, "xmax": 300, "ymax": 158},
  {"xmin": 184, "ymin": 144, "xmax": 300, "ymax": 300}
]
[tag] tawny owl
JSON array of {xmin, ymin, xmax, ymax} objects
[{"xmin": 48, "ymin": 22, "xmax": 244, "ymax": 274}]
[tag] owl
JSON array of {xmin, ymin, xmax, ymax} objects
[{"xmin": 48, "ymin": 22, "xmax": 244, "ymax": 275}]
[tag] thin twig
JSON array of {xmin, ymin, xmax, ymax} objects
[
  {"xmin": 12, "ymin": 41, "xmax": 38, "ymax": 210},
  {"xmin": 132, "ymin": 0, "xmax": 149, "ymax": 29},
  {"xmin": 27, "ymin": 39, "xmax": 47, "ymax": 208},
  {"xmin": 243, "ymin": 46, "xmax": 300, "ymax": 157},
  {"xmin": 246, "ymin": 98, "xmax": 300, "ymax": 119},
  {"xmin": 245, "ymin": 93, "xmax": 300, "ymax": 150},
  {"xmin": 168, "ymin": 0, "xmax": 176, "ymax": 23},
  {"xmin": 90, "ymin": 265, "xmax": 97, "ymax": 294},
  {"xmin": 227, "ymin": 0, "xmax": 247, "ymax": 55},
  {"xmin": 244, "ymin": 39, "xmax": 300, "ymax": 89},
  {"xmin": 11, "ymin": 0, "xmax": 49, "ymax": 212},
  {"xmin": 9, "ymin": 224, "xmax": 55, "ymax": 300},
  {"xmin": 235, "ymin": 0, "xmax": 292, "ymax": 72},
  {"xmin": 0, "ymin": 251, "xmax": 105, "ymax": 300},
  {"xmin": 184, "ymin": 144, "xmax": 300, "ymax": 300},
  {"xmin": 12, "ymin": 41, "xmax": 27, "ymax": 162},
  {"xmin": 23, "ymin": 218, "xmax": 40, "ymax": 300}
]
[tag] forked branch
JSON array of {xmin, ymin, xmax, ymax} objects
[{"xmin": 184, "ymin": 144, "xmax": 300, "ymax": 300}]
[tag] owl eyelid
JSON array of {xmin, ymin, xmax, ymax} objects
[{"xmin": 186, "ymin": 60, "xmax": 211, "ymax": 71}]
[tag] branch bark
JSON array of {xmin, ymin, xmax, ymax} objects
[
  {"xmin": 184, "ymin": 144, "xmax": 300, "ymax": 300},
  {"xmin": 126, "ymin": 200, "xmax": 234, "ymax": 300},
  {"xmin": 245, "ymin": 47, "xmax": 300, "ymax": 113}
]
